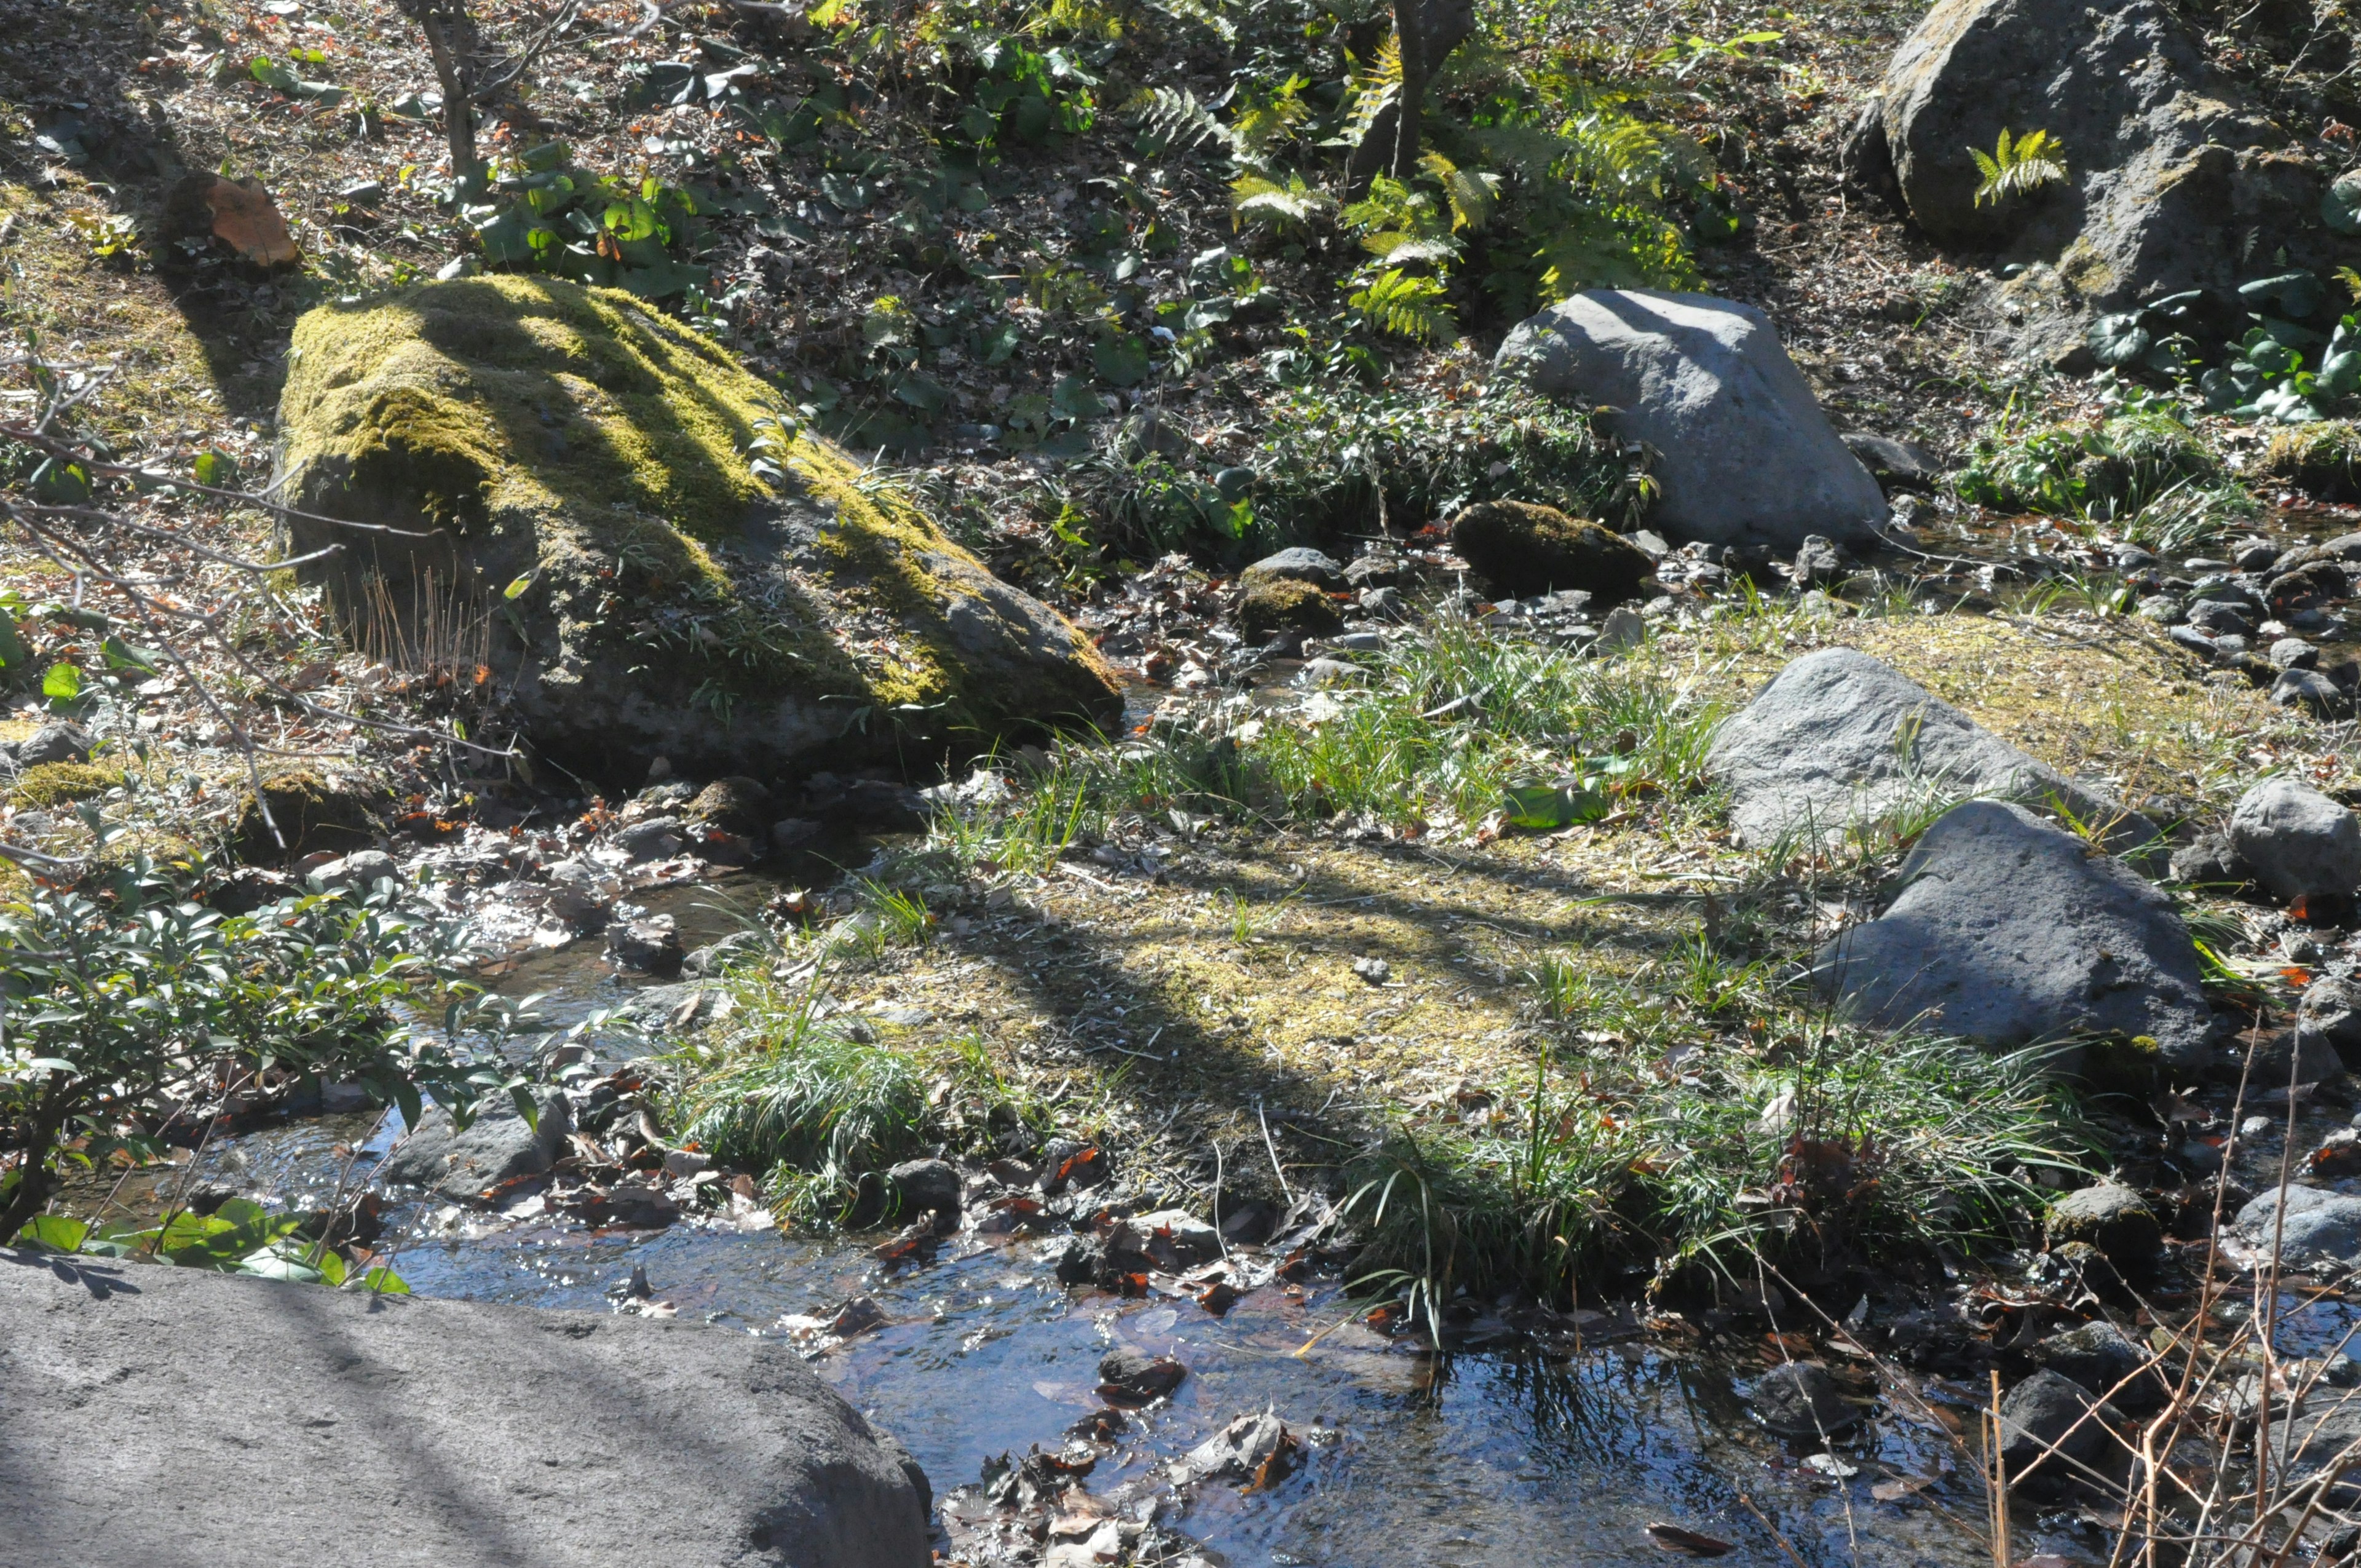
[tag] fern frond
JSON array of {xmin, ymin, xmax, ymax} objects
[
  {"xmin": 1349, "ymin": 267, "xmax": 1455, "ymax": 342},
  {"xmin": 1464, "ymin": 121, "xmax": 1575, "ymax": 183},
  {"xmin": 1969, "ymin": 125, "xmax": 2066, "ymax": 207},
  {"xmin": 1375, "ymin": 236, "xmax": 1460, "ymax": 267},
  {"xmin": 1128, "ymin": 87, "xmax": 1235, "ymax": 155},
  {"xmin": 1137, "ymin": 0, "xmax": 1235, "ymax": 42},
  {"xmin": 1338, "ymin": 33, "xmax": 1403, "ymax": 152},
  {"xmin": 1420, "ymin": 149, "xmax": 1498, "ymax": 231},
  {"xmin": 1230, "ymin": 170, "xmax": 1334, "ymax": 233},
  {"xmin": 1230, "ymin": 73, "xmax": 1310, "ymax": 155}
]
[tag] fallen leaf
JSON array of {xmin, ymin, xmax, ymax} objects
[
  {"xmin": 207, "ymin": 178, "xmax": 299, "ymax": 267},
  {"xmin": 1645, "ymin": 1522, "xmax": 1734, "ymax": 1556}
]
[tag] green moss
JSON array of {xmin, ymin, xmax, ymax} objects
[
  {"xmin": 7, "ymin": 762, "xmax": 121, "ymax": 808},
  {"xmin": 2258, "ymin": 421, "xmax": 2361, "ymax": 502},
  {"xmin": 231, "ymin": 769, "xmax": 386, "ymax": 862},
  {"xmin": 279, "ymin": 278, "xmax": 1120, "ymax": 758},
  {"xmin": 1447, "ymin": 501, "xmax": 1653, "ymax": 601},
  {"xmin": 1238, "ymin": 577, "xmax": 1343, "ymax": 641}
]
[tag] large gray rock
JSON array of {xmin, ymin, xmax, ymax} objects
[
  {"xmin": 376, "ymin": 1087, "xmax": 572, "ymax": 1202},
  {"xmin": 2228, "ymin": 776, "xmax": 2361, "ymax": 905},
  {"xmin": 1495, "ymin": 290, "xmax": 1888, "ymax": 552},
  {"xmin": 1848, "ymin": 0, "xmax": 2325, "ymax": 363},
  {"xmin": 0, "ymin": 1249, "xmax": 931, "ymax": 1568},
  {"xmin": 1817, "ymin": 801, "xmax": 2214, "ymax": 1069},
  {"xmin": 1707, "ymin": 648, "xmax": 2159, "ymax": 855},
  {"xmin": 2235, "ymin": 1184, "xmax": 2361, "ymax": 1265},
  {"xmin": 1998, "ymin": 1369, "xmax": 2113, "ymax": 1489}
]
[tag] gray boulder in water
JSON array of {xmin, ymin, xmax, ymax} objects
[
  {"xmin": 1706, "ymin": 647, "xmax": 2157, "ymax": 856},
  {"xmin": 2228, "ymin": 775, "xmax": 2361, "ymax": 906},
  {"xmin": 1495, "ymin": 290, "xmax": 1888, "ymax": 552},
  {"xmin": 1816, "ymin": 800, "xmax": 2214, "ymax": 1069},
  {"xmin": 376, "ymin": 1087, "xmax": 572, "ymax": 1202}
]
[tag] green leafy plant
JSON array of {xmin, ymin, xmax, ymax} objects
[
  {"xmin": 461, "ymin": 141, "xmax": 727, "ymax": 302},
  {"xmin": 1, "ymin": 855, "xmax": 529, "ymax": 1243},
  {"xmin": 1969, "ymin": 127, "xmax": 2067, "ymax": 208}
]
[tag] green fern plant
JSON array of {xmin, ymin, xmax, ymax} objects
[
  {"xmin": 1969, "ymin": 127, "xmax": 2067, "ymax": 208},
  {"xmin": 1349, "ymin": 267, "xmax": 1455, "ymax": 342},
  {"xmin": 1231, "ymin": 73, "xmax": 1311, "ymax": 155},
  {"xmin": 1128, "ymin": 85, "xmax": 1233, "ymax": 155},
  {"xmin": 1420, "ymin": 150, "xmax": 1498, "ymax": 232},
  {"xmin": 1339, "ymin": 33, "xmax": 1404, "ymax": 152},
  {"xmin": 1230, "ymin": 169, "xmax": 1334, "ymax": 233}
]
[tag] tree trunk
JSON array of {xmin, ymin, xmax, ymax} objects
[
  {"xmin": 1391, "ymin": 0, "xmax": 1477, "ymax": 180},
  {"xmin": 418, "ymin": 12, "xmax": 479, "ymax": 193},
  {"xmin": 0, "ymin": 1091, "xmax": 71, "ymax": 1246}
]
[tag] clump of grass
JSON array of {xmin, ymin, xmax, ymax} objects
[
  {"xmin": 666, "ymin": 962, "xmax": 1035, "ymax": 1222},
  {"xmin": 927, "ymin": 612, "xmax": 1724, "ymax": 855},
  {"xmin": 1345, "ymin": 946, "xmax": 2087, "ymax": 1312}
]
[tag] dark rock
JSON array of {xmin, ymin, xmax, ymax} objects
[
  {"xmin": 1445, "ymin": 501, "xmax": 1655, "ymax": 601},
  {"xmin": 685, "ymin": 776, "xmax": 773, "ymax": 837},
  {"xmin": 2241, "ymin": 1024, "xmax": 2345, "ymax": 1090},
  {"xmin": 1238, "ymin": 548, "xmax": 1345, "ymax": 592},
  {"xmin": 1096, "ymin": 1347, "xmax": 1187, "ymax": 1406},
  {"xmin": 2235, "ymin": 1184, "xmax": 2361, "ymax": 1265},
  {"xmin": 231, "ymin": 769, "xmax": 387, "ymax": 862},
  {"xmin": 2236, "ymin": 539, "xmax": 2282, "ymax": 573},
  {"xmin": 0, "ymin": 1245, "xmax": 931, "ymax": 1568},
  {"xmin": 1341, "ymin": 553, "xmax": 1402, "ymax": 590},
  {"xmin": 886, "ymin": 1158, "xmax": 963, "ymax": 1218},
  {"xmin": 1840, "ymin": 432, "xmax": 1944, "ymax": 494},
  {"xmin": 2168, "ymin": 624, "xmax": 2220, "ymax": 660},
  {"xmin": 1817, "ymin": 801, "xmax": 2215, "ymax": 1071},
  {"xmin": 2046, "ymin": 1184, "xmax": 2161, "ymax": 1264},
  {"xmin": 377, "ymin": 1087, "xmax": 572, "ymax": 1202},
  {"xmin": 2270, "ymin": 559, "xmax": 2351, "ymax": 619},
  {"xmin": 17, "ymin": 720, "xmax": 91, "ymax": 767},
  {"xmin": 612, "ymin": 815, "xmax": 689, "ymax": 863},
  {"xmin": 2298, "ymin": 972, "xmax": 2361, "ymax": 1072},
  {"xmin": 840, "ymin": 778, "xmax": 928, "ymax": 830},
  {"xmin": 1787, "ymin": 534, "xmax": 1846, "ymax": 588},
  {"xmin": 2274, "ymin": 667, "xmax": 2349, "ymax": 718},
  {"xmin": 2271, "ymin": 637, "xmax": 2320, "ymax": 671},
  {"xmin": 2228, "ymin": 777, "xmax": 2361, "ymax": 905},
  {"xmin": 1706, "ymin": 648, "xmax": 2158, "ymax": 855},
  {"xmin": 2028, "ymin": 1320, "xmax": 2165, "ymax": 1414},
  {"xmin": 2169, "ymin": 830, "xmax": 2247, "ymax": 887},
  {"xmin": 606, "ymin": 915, "xmax": 684, "ymax": 976},
  {"xmin": 1750, "ymin": 1361, "xmax": 1861, "ymax": 1438},
  {"xmin": 1497, "ymin": 290, "xmax": 1888, "ymax": 551},
  {"xmin": 770, "ymin": 817, "xmax": 823, "ymax": 853},
  {"xmin": 1118, "ymin": 1208, "xmax": 1222, "ymax": 1269},
  {"xmin": 2188, "ymin": 599, "xmax": 2256, "ymax": 638},
  {"xmin": 1865, "ymin": 0, "xmax": 2320, "ymax": 363},
  {"xmin": 309, "ymin": 849, "xmax": 401, "ymax": 892},
  {"xmin": 1998, "ymin": 1369, "xmax": 2113, "ymax": 1487},
  {"xmin": 1236, "ymin": 578, "xmax": 1343, "ymax": 641}
]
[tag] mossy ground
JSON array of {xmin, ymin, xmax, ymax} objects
[
  {"xmin": 7, "ymin": 762, "xmax": 125, "ymax": 809},
  {"xmin": 2258, "ymin": 421, "xmax": 2361, "ymax": 502},
  {"xmin": 780, "ymin": 597, "xmax": 2303, "ymax": 1254}
]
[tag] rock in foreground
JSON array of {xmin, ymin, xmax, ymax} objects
[
  {"xmin": 1495, "ymin": 290, "xmax": 1888, "ymax": 552},
  {"xmin": 1706, "ymin": 648, "xmax": 2157, "ymax": 854},
  {"xmin": 1817, "ymin": 801, "xmax": 2213, "ymax": 1069},
  {"xmin": 276, "ymin": 277, "xmax": 1121, "ymax": 779},
  {"xmin": 0, "ymin": 1249, "xmax": 931, "ymax": 1568}
]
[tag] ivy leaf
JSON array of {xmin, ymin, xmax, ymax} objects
[{"xmin": 2086, "ymin": 312, "xmax": 2152, "ymax": 368}]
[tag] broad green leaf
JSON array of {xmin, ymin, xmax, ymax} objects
[
  {"xmin": 504, "ymin": 572, "xmax": 534, "ymax": 600},
  {"xmin": 2085, "ymin": 312, "xmax": 2150, "ymax": 368},
  {"xmin": 1092, "ymin": 333, "xmax": 1152, "ymax": 387},
  {"xmin": 101, "ymin": 636, "xmax": 160, "ymax": 675},
  {"xmin": 41, "ymin": 662, "xmax": 82, "ymax": 702},
  {"xmin": 361, "ymin": 1265, "xmax": 411, "ymax": 1294},
  {"xmin": 2327, "ymin": 172, "xmax": 2361, "ymax": 237},
  {"xmin": 192, "ymin": 449, "xmax": 235, "ymax": 489},
  {"xmin": 15, "ymin": 1213, "xmax": 88, "ymax": 1253}
]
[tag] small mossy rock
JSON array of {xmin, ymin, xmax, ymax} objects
[
  {"xmin": 231, "ymin": 769, "xmax": 387, "ymax": 862},
  {"xmin": 2028, "ymin": 1319, "xmax": 2166, "ymax": 1414},
  {"xmin": 7, "ymin": 761, "xmax": 120, "ymax": 809},
  {"xmin": 1750, "ymin": 1361, "xmax": 1860, "ymax": 1438},
  {"xmin": 2257, "ymin": 421, "xmax": 2361, "ymax": 504},
  {"xmin": 1236, "ymin": 577, "xmax": 1342, "ymax": 641},
  {"xmin": 2046, "ymin": 1184, "xmax": 2161, "ymax": 1264},
  {"xmin": 685, "ymin": 775, "xmax": 772, "ymax": 837},
  {"xmin": 1445, "ymin": 501, "xmax": 1655, "ymax": 601},
  {"xmin": 275, "ymin": 277, "xmax": 1120, "ymax": 780}
]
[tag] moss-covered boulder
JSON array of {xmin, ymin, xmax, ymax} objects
[
  {"xmin": 276, "ymin": 277, "xmax": 1120, "ymax": 778},
  {"xmin": 231, "ymin": 769, "xmax": 388, "ymax": 862},
  {"xmin": 6, "ymin": 761, "xmax": 121, "ymax": 809},
  {"xmin": 1236, "ymin": 577, "xmax": 1343, "ymax": 641},
  {"xmin": 2258, "ymin": 422, "xmax": 2361, "ymax": 502},
  {"xmin": 1447, "ymin": 501, "xmax": 1654, "ymax": 601}
]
